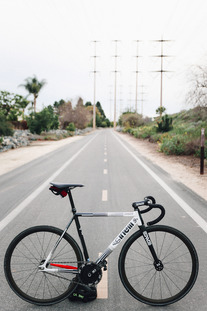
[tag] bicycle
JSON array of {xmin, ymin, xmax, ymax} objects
[{"xmin": 4, "ymin": 182, "xmax": 199, "ymax": 306}]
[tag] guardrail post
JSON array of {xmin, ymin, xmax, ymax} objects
[{"xmin": 200, "ymin": 128, "xmax": 205, "ymax": 175}]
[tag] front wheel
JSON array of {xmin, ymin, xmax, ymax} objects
[
  {"xmin": 4, "ymin": 226, "xmax": 83, "ymax": 306},
  {"xmin": 118, "ymin": 225, "xmax": 199, "ymax": 306}
]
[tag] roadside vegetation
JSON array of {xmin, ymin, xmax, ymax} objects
[
  {"xmin": 0, "ymin": 76, "xmax": 111, "ymax": 141},
  {"xmin": 120, "ymin": 107, "xmax": 207, "ymax": 158}
]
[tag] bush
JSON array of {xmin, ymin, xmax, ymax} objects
[
  {"xmin": 26, "ymin": 106, "xmax": 59, "ymax": 134},
  {"xmin": 0, "ymin": 112, "xmax": 14, "ymax": 136},
  {"xmin": 160, "ymin": 135, "xmax": 186, "ymax": 155},
  {"xmin": 66, "ymin": 122, "xmax": 76, "ymax": 132},
  {"xmin": 157, "ymin": 115, "xmax": 173, "ymax": 132},
  {"xmin": 119, "ymin": 112, "xmax": 145, "ymax": 128}
]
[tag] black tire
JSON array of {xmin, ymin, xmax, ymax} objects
[
  {"xmin": 4, "ymin": 226, "xmax": 83, "ymax": 306},
  {"xmin": 118, "ymin": 225, "xmax": 198, "ymax": 306}
]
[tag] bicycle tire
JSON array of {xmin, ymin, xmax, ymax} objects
[
  {"xmin": 4, "ymin": 225, "xmax": 83, "ymax": 306},
  {"xmin": 118, "ymin": 225, "xmax": 198, "ymax": 306}
]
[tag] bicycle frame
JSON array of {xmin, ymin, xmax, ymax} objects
[
  {"xmin": 39, "ymin": 211, "xmax": 144, "ymax": 273},
  {"xmin": 39, "ymin": 188, "xmax": 162, "ymax": 273}
]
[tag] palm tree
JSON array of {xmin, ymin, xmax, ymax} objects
[{"xmin": 20, "ymin": 75, "xmax": 46, "ymax": 113}]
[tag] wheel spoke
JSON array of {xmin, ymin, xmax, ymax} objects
[
  {"xmin": 119, "ymin": 226, "xmax": 198, "ymax": 306},
  {"xmin": 5, "ymin": 226, "xmax": 82, "ymax": 305}
]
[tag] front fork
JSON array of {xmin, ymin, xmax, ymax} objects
[{"xmin": 139, "ymin": 225, "xmax": 164, "ymax": 271}]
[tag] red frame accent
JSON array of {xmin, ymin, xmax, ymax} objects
[{"xmin": 50, "ymin": 263, "xmax": 78, "ymax": 270}]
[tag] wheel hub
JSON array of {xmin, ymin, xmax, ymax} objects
[{"xmin": 154, "ymin": 260, "xmax": 164, "ymax": 271}]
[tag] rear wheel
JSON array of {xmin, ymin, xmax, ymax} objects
[
  {"xmin": 118, "ymin": 225, "xmax": 198, "ymax": 306},
  {"xmin": 4, "ymin": 226, "xmax": 83, "ymax": 305}
]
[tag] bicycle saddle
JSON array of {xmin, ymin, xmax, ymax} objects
[{"xmin": 50, "ymin": 182, "xmax": 84, "ymax": 190}]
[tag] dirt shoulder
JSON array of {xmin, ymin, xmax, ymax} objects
[
  {"xmin": 117, "ymin": 132, "xmax": 207, "ymax": 202},
  {"xmin": 0, "ymin": 131, "xmax": 206, "ymax": 201}
]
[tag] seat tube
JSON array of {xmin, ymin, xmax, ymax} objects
[
  {"xmin": 74, "ymin": 215, "xmax": 89, "ymax": 261},
  {"xmin": 68, "ymin": 189, "xmax": 76, "ymax": 214}
]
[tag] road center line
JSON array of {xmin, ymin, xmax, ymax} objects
[
  {"xmin": 102, "ymin": 190, "xmax": 108, "ymax": 201},
  {"xmin": 103, "ymin": 169, "xmax": 108, "ymax": 175},
  {"xmin": 113, "ymin": 133, "xmax": 207, "ymax": 234},
  {"xmin": 97, "ymin": 253, "xmax": 108, "ymax": 299},
  {"xmin": 0, "ymin": 134, "xmax": 98, "ymax": 233}
]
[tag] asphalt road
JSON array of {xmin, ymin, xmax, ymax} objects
[{"xmin": 0, "ymin": 129, "xmax": 206, "ymax": 311}]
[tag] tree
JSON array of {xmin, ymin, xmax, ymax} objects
[
  {"xmin": 85, "ymin": 101, "xmax": 92, "ymax": 107},
  {"xmin": 186, "ymin": 64, "xmax": 207, "ymax": 108},
  {"xmin": 0, "ymin": 91, "xmax": 29, "ymax": 121},
  {"xmin": 156, "ymin": 106, "xmax": 166, "ymax": 116},
  {"xmin": 96, "ymin": 101, "xmax": 106, "ymax": 119},
  {"xmin": 56, "ymin": 100, "xmax": 73, "ymax": 129},
  {"xmin": 26, "ymin": 106, "xmax": 59, "ymax": 134},
  {"xmin": 20, "ymin": 75, "xmax": 46, "ymax": 113}
]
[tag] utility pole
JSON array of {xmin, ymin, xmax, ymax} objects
[
  {"xmin": 133, "ymin": 40, "xmax": 142, "ymax": 113},
  {"xmin": 91, "ymin": 40, "xmax": 99, "ymax": 130},
  {"xmin": 152, "ymin": 37, "xmax": 172, "ymax": 116},
  {"xmin": 108, "ymin": 85, "xmax": 113, "ymax": 122},
  {"xmin": 139, "ymin": 85, "xmax": 147, "ymax": 115},
  {"xmin": 112, "ymin": 40, "xmax": 120, "ymax": 130},
  {"xmin": 128, "ymin": 85, "xmax": 133, "ymax": 112}
]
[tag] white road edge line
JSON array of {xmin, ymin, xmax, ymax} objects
[
  {"xmin": 113, "ymin": 133, "xmax": 207, "ymax": 234},
  {"xmin": 0, "ymin": 134, "xmax": 98, "ymax": 233}
]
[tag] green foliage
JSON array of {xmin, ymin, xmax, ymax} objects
[
  {"xmin": 87, "ymin": 101, "xmax": 110, "ymax": 128},
  {"xmin": 96, "ymin": 101, "xmax": 106, "ymax": 119},
  {"xmin": 85, "ymin": 102, "xmax": 92, "ymax": 107},
  {"xmin": 157, "ymin": 114, "xmax": 173, "ymax": 132},
  {"xmin": 156, "ymin": 106, "xmax": 166, "ymax": 115},
  {"xmin": 26, "ymin": 106, "xmax": 59, "ymax": 134},
  {"xmin": 122, "ymin": 107, "xmax": 207, "ymax": 158},
  {"xmin": 0, "ymin": 90, "xmax": 29, "ymax": 121},
  {"xmin": 119, "ymin": 112, "xmax": 145, "ymax": 128},
  {"xmin": 66, "ymin": 122, "xmax": 76, "ymax": 132},
  {"xmin": 160, "ymin": 135, "xmax": 186, "ymax": 155},
  {"xmin": 20, "ymin": 75, "xmax": 46, "ymax": 113},
  {"xmin": 53, "ymin": 99, "xmax": 65, "ymax": 108},
  {"xmin": 0, "ymin": 111, "xmax": 14, "ymax": 136}
]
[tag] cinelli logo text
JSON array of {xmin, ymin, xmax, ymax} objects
[
  {"xmin": 143, "ymin": 231, "xmax": 152, "ymax": 246},
  {"xmin": 113, "ymin": 222, "xmax": 135, "ymax": 245}
]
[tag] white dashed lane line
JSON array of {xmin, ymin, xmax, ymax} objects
[
  {"xmin": 102, "ymin": 190, "xmax": 108, "ymax": 201},
  {"xmin": 97, "ymin": 253, "xmax": 108, "ymax": 299}
]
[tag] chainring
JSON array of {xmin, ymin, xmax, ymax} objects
[{"xmin": 79, "ymin": 262, "xmax": 102, "ymax": 286}]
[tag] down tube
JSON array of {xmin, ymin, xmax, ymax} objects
[{"xmin": 96, "ymin": 216, "xmax": 141, "ymax": 264}]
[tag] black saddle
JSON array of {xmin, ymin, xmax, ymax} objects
[{"xmin": 49, "ymin": 182, "xmax": 84, "ymax": 197}]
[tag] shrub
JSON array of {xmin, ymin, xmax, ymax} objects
[
  {"xmin": 66, "ymin": 122, "xmax": 76, "ymax": 132},
  {"xmin": 0, "ymin": 112, "xmax": 14, "ymax": 136},
  {"xmin": 26, "ymin": 106, "xmax": 59, "ymax": 134},
  {"xmin": 160, "ymin": 135, "xmax": 186, "ymax": 155},
  {"xmin": 119, "ymin": 112, "xmax": 144, "ymax": 128},
  {"xmin": 157, "ymin": 115, "xmax": 173, "ymax": 132}
]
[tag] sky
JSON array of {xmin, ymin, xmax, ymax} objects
[{"xmin": 1, "ymin": 0, "xmax": 207, "ymax": 120}]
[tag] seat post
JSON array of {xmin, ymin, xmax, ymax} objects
[{"xmin": 68, "ymin": 189, "xmax": 76, "ymax": 214}]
